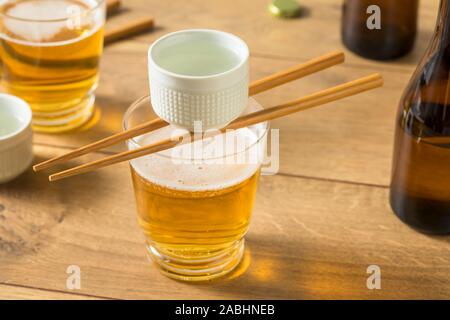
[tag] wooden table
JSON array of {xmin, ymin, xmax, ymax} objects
[{"xmin": 1, "ymin": 0, "xmax": 449, "ymax": 300}]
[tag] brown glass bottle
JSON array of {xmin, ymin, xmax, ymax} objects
[
  {"xmin": 342, "ymin": 0, "xmax": 419, "ymax": 60},
  {"xmin": 390, "ymin": 0, "xmax": 450, "ymax": 234}
]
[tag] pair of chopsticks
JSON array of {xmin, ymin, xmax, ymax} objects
[
  {"xmin": 33, "ymin": 51, "xmax": 383, "ymax": 181},
  {"xmin": 104, "ymin": 0, "xmax": 154, "ymax": 45}
]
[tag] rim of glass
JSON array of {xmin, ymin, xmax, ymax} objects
[
  {"xmin": 0, "ymin": 0, "xmax": 106, "ymax": 23},
  {"xmin": 123, "ymin": 95, "xmax": 269, "ymax": 160}
]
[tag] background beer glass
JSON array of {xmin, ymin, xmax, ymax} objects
[
  {"xmin": 0, "ymin": 0, "xmax": 106, "ymax": 133},
  {"xmin": 123, "ymin": 96, "xmax": 268, "ymax": 281}
]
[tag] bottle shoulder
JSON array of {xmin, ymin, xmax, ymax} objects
[{"xmin": 399, "ymin": 49, "xmax": 450, "ymax": 139}]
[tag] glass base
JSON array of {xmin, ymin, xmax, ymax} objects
[
  {"xmin": 31, "ymin": 94, "xmax": 96, "ymax": 133},
  {"xmin": 147, "ymin": 239, "xmax": 245, "ymax": 282}
]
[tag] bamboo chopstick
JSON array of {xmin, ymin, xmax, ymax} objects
[
  {"xmin": 104, "ymin": 16, "xmax": 155, "ymax": 45},
  {"xmin": 48, "ymin": 73, "xmax": 383, "ymax": 182},
  {"xmin": 106, "ymin": 0, "xmax": 121, "ymax": 16},
  {"xmin": 248, "ymin": 50, "xmax": 344, "ymax": 95},
  {"xmin": 227, "ymin": 73, "xmax": 383, "ymax": 129},
  {"xmin": 251, "ymin": 50, "xmax": 344, "ymax": 95},
  {"xmin": 35, "ymin": 117, "xmax": 168, "ymax": 172},
  {"xmin": 33, "ymin": 51, "xmax": 345, "ymax": 172}
]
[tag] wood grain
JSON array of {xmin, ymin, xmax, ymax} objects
[
  {"xmin": 0, "ymin": 145, "xmax": 449, "ymax": 299},
  {"xmin": 107, "ymin": 0, "xmax": 438, "ymax": 69},
  {"xmin": 48, "ymin": 74, "xmax": 383, "ymax": 181},
  {"xmin": 34, "ymin": 52, "xmax": 406, "ymax": 186},
  {"xmin": 0, "ymin": 284, "xmax": 104, "ymax": 300},
  {"xmin": 33, "ymin": 51, "xmax": 345, "ymax": 173},
  {"xmin": 33, "ymin": 0, "xmax": 440, "ymax": 186},
  {"xmin": 104, "ymin": 17, "xmax": 154, "ymax": 45},
  {"xmin": 2, "ymin": 0, "xmax": 449, "ymax": 300}
]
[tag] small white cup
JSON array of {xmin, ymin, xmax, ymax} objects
[
  {"xmin": 0, "ymin": 94, "xmax": 33, "ymax": 183},
  {"xmin": 148, "ymin": 29, "xmax": 249, "ymax": 131}
]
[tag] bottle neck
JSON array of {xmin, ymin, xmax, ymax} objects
[{"xmin": 437, "ymin": 0, "xmax": 450, "ymax": 42}]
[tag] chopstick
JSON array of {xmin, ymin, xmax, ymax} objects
[
  {"xmin": 106, "ymin": 0, "xmax": 121, "ymax": 16},
  {"xmin": 104, "ymin": 16, "xmax": 155, "ymax": 45},
  {"xmin": 248, "ymin": 50, "xmax": 344, "ymax": 95},
  {"xmin": 105, "ymin": 1, "xmax": 154, "ymax": 45},
  {"xmin": 33, "ymin": 51, "xmax": 345, "ymax": 172},
  {"xmin": 227, "ymin": 73, "xmax": 383, "ymax": 129},
  {"xmin": 48, "ymin": 73, "xmax": 383, "ymax": 182}
]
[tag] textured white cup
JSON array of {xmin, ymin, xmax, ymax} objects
[
  {"xmin": 148, "ymin": 29, "xmax": 249, "ymax": 131},
  {"xmin": 0, "ymin": 94, "xmax": 33, "ymax": 183}
]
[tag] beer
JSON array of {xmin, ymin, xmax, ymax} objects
[
  {"xmin": 341, "ymin": 0, "xmax": 418, "ymax": 60},
  {"xmin": 125, "ymin": 97, "xmax": 267, "ymax": 281},
  {"xmin": 0, "ymin": 0, "xmax": 105, "ymax": 133},
  {"xmin": 390, "ymin": 0, "xmax": 450, "ymax": 234}
]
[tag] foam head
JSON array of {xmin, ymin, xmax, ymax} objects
[
  {"xmin": 128, "ymin": 99, "xmax": 268, "ymax": 192},
  {"xmin": 2, "ymin": 0, "xmax": 101, "ymax": 44}
]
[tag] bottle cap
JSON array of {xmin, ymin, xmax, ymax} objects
[{"xmin": 269, "ymin": 0, "xmax": 301, "ymax": 18}]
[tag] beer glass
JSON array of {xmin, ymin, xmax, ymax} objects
[
  {"xmin": 123, "ymin": 96, "xmax": 268, "ymax": 281},
  {"xmin": 0, "ymin": 0, "xmax": 106, "ymax": 133}
]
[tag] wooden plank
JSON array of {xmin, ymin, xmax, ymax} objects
[
  {"xmin": 35, "ymin": 51, "xmax": 408, "ymax": 186},
  {"xmin": 33, "ymin": 0, "xmax": 441, "ymax": 186},
  {"xmin": 4, "ymin": 0, "xmax": 448, "ymax": 300},
  {"xmin": 105, "ymin": 0, "xmax": 439, "ymax": 69},
  {"xmin": 0, "ymin": 284, "xmax": 103, "ymax": 300},
  {"xmin": 0, "ymin": 145, "xmax": 449, "ymax": 299}
]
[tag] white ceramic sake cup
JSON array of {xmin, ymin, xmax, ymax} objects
[
  {"xmin": 148, "ymin": 29, "xmax": 249, "ymax": 131},
  {"xmin": 0, "ymin": 94, "xmax": 33, "ymax": 183}
]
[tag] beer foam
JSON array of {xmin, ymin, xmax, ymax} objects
[
  {"xmin": 129, "ymin": 123, "xmax": 267, "ymax": 192},
  {"xmin": 6, "ymin": 0, "xmax": 84, "ymax": 20},
  {"xmin": 1, "ymin": 0, "xmax": 101, "ymax": 45}
]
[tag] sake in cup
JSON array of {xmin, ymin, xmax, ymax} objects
[
  {"xmin": 0, "ymin": 94, "xmax": 33, "ymax": 183},
  {"xmin": 148, "ymin": 29, "xmax": 249, "ymax": 131}
]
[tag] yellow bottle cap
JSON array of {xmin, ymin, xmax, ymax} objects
[{"xmin": 269, "ymin": 0, "xmax": 301, "ymax": 18}]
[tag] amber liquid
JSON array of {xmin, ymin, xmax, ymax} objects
[
  {"xmin": 390, "ymin": 0, "xmax": 450, "ymax": 234},
  {"xmin": 0, "ymin": 0, "xmax": 104, "ymax": 132},
  {"xmin": 391, "ymin": 100, "xmax": 450, "ymax": 234},
  {"xmin": 130, "ymin": 166, "xmax": 260, "ymax": 280},
  {"xmin": 342, "ymin": 0, "xmax": 418, "ymax": 60}
]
